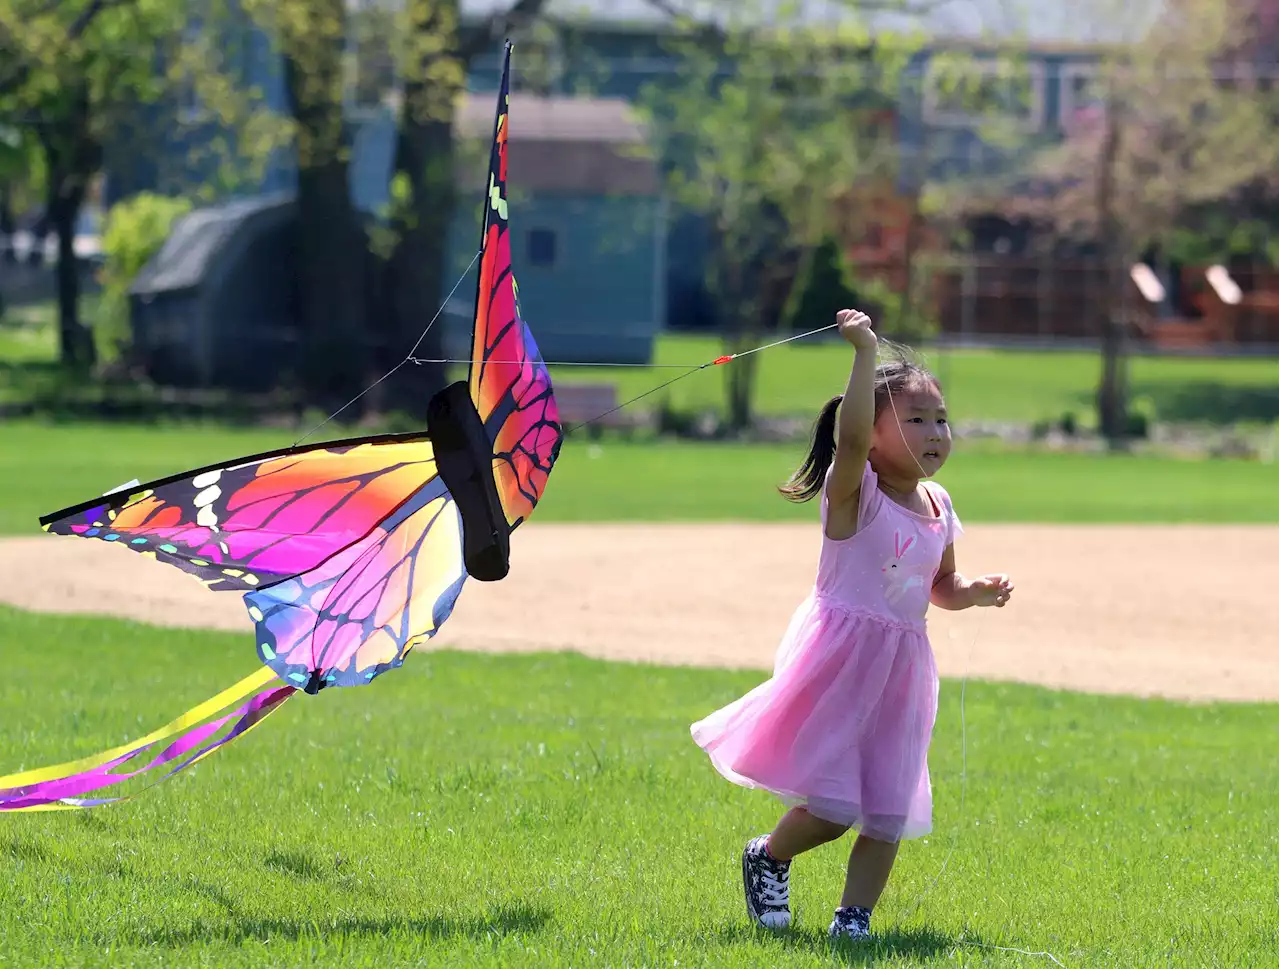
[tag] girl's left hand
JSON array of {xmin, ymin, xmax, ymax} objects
[{"xmin": 969, "ymin": 574, "xmax": 1014, "ymax": 608}]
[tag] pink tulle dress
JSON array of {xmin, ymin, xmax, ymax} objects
[{"xmin": 691, "ymin": 461, "xmax": 962, "ymax": 842}]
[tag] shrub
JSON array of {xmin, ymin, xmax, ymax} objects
[{"xmin": 97, "ymin": 193, "xmax": 193, "ymax": 365}]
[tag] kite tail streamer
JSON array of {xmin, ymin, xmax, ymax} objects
[{"xmin": 0, "ymin": 667, "xmax": 292, "ymax": 812}]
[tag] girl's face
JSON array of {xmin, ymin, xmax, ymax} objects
[{"xmin": 870, "ymin": 379, "xmax": 952, "ymax": 479}]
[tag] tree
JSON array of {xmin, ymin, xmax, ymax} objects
[
  {"xmin": 0, "ymin": 0, "xmax": 184, "ymax": 368},
  {"xmin": 638, "ymin": 1, "xmax": 926, "ymax": 429},
  {"xmin": 266, "ymin": 0, "xmax": 373, "ymax": 408},
  {"xmin": 0, "ymin": 0, "xmax": 283, "ymax": 370},
  {"xmin": 0, "ymin": 122, "xmax": 41, "ymax": 265},
  {"xmin": 236, "ymin": 0, "xmax": 548, "ymax": 417},
  {"xmin": 968, "ymin": 0, "xmax": 1277, "ymax": 442},
  {"xmin": 381, "ymin": 0, "xmax": 548, "ymax": 414}
]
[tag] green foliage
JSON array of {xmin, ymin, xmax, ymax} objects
[
  {"xmin": 0, "ymin": 123, "xmax": 44, "ymax": 214},
  {"xmin": 1165, "ymin": 213, "xmax": 1279, "ymax": 267},
  {"xmin": 96, "ymin": 193, "xmax": 193, "ymax": 363},
  {"xmin": 637, "ymin": 7, "xmax": 927, "ymax": 426},
  {"xmin": 642, "ymin": 13, "xmax": 919, "ymax": 266},
  {"xmin": 0, "ymin": 0, "xmax": 289, "ymax": 369},
  {"xmin": 783, "ymin": 237, "xmax": 860, "ymax": 332},
  {"xmin": 1125, "ymin": 393, "xmax": 1158, "ymax": 439},
  {"xmin": 784, "ymin": 239, "xmax": 939, "ymax": 345},
  {"xmin": 848, "ymin": 274, "xmax": 938, "ymax": 345}
]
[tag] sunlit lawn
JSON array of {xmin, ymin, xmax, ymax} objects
[
  {"xmin": 1, "ymin": 606, "xmax": 1275, "ymax": 968},
  {"xmin": 0, "ymin": 421, "xmax": 1275, "ymax": 534}
]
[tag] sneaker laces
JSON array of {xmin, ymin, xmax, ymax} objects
[{"xmin": 758, "ymin": 863, "xmax": 789, "ymax": 907}]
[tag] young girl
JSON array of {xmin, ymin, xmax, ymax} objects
[{"xmin": 691, "ymin": 309, "xmax": 1013, "ymax": 941}]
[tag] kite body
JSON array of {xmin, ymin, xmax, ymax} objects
[{"xmin": 0, "ymin": 42, "xmax": 560, "ymax": 810}]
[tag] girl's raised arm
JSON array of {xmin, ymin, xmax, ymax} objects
[{"xmin": 827, "ymin": 310, "xmax": 878, "ymax": 504}]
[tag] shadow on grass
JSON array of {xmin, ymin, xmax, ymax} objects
[
  {"xmin": 1138, "ymin": 380, "xmax": 1279, "ymax": 425},
  {"xmin": 0, "ymin": 361, "xmax": 301, "ymax": 424},
  {"xmin": 719, "ymin": 922, "xmax": 964, "ymax": 963},
  {"xmin": 113, "ymin": 899, "xmax": 552, "ymax": 948},
  {"xmin": 263, "ymin": 848, "xmax": 333, "ymax": 881}
]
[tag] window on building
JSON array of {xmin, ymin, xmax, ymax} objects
[
  {"xmin": 1059, "ymin": 64, "xmax": 1106, "ymax": 132},
  {"xmin": 923, "ymin": 55, "xmax": 1045, "ymax": 131},
  {"xmin": 527, "ymin": 228, "xmax": 557, "ymax": 267}
]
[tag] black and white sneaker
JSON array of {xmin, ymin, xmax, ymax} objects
[
  {"xmin": 741, "ymin": 835, "xmax": 791, "ymax": 929},
  {"xmin": 828, "ymin": 905, "xmax": 871, "ymax": 941}
]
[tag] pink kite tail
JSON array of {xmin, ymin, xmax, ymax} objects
[{"xmin": 0, "ymin": 668, "xmax": 294, "ymax": 812}]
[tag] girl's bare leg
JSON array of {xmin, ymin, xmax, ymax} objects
[
  {"xmin": 840, "ymin": 833, "xmax": 899, "ymax": 908},
  {"xmin": 765, "ymin": 806, "xmax": 849, "ymax": 859},
  {"xmin": 742, "ymin": 807, "xmax": 850, "ymax": 930}
]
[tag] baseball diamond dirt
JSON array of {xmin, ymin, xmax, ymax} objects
[{"xmin": 0, "ymin": 523, "xmax": 1274, "ymax": 703}]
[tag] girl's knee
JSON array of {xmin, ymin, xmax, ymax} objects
[
  {"xmin": 853, "ymin": 832, "xmax": 902, "ymax": 856},
  {"xmin": 795, "ymin": 808, "xmax": 851, "ymax": 841}
]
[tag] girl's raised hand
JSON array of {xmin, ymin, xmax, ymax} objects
[{"xmin": 837, "ymin": 309, "xmax": 877, "ymax": 350}]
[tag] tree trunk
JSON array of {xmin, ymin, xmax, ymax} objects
[
  {"xmin": 0, "ymin": 188, "xmax": 15, "ymax": 265},
  {"xmin": 37, "ymin": 83, "xmax": 100, "ymax": 372},
  {"xmin": 374, "ymin": 0, "xmax": 465, "ymax": 419},
  {"xmin": 282, "ymin": 45, "xmax": 370, "ymax": 413},
  {"xmin": 1097, "ymin": 263, "xmax": 1130, "ymax": 445},
  {"xmin": 1094, "ymin": 93, "xmax": 1129, "ymax": 447},
  {"xmin": 379, "ymin": 114, "xmax": 453, "ymax": 418},
  {"xmin": 900, "ymin": 191, "xmax": 927, "ymax": 334},
  {"xmin": 50, "ymin": 195, "xmax": 94, "ymax": 369},
  {"xmin": 726, "ymin": 343, "xmax": 758, "ymax": 432}
]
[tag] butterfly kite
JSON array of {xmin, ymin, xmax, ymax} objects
[{"xmin": 0, "ymin": 43, "xmax": 561, "ymax": 812}]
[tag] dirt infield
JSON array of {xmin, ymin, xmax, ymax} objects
[{"xmin": 0, "ymin": 524, "xmax": 1275, "ymax": 702}]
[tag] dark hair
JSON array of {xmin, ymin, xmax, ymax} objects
[{"xmin": 778, "ymin": 344, "xmax": 939, "ymax": 503}]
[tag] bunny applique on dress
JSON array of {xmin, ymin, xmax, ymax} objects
[
  {"xmin": 692, "ymin": 460, "xmax": 962, "ymax": 840},
  {"xmin": 881, "ymin": 530, "xmax": 938, "ymax": 611}
]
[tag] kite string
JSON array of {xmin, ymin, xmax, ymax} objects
[
  {"xmin": 557, "ymin": 321, "xmax": 841, "ymax": 435},
  {"xmin": 294, "ymin": 283, "xmax": 839, "ymax": 448},
  {"xmin": 880, "ymin": 360, "xmax": 970, "ymax": 927},
  {"xmin": 882, "ymin": 368, "xmax": 1064, "ymax": 966},
  {"xmin": 291, "ymin": 248, "xmax": 482, "ymax": 449},
  {"xmin": 407, "ymin": 322, "xmax": 844, "ymax": 371}
]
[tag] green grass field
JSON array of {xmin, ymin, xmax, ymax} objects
[
  {"xmin": 1, "ymin": 606, "xmax": 1275, "ymax": 968},
  {"xmin": 0, "ymin": 421, "xmax": 1275, "ymax": 534},
  {"xmin": 4, "ymin": 301, "xmax": 1278, "ymax": 424},
  {"xmin": 550, "ymin": 335, "xmax": 1279, "ymax": 426}
]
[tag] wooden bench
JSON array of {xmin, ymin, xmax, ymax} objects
[{"xmin": 554, "ymin": 382, "xmax": 625, "ymax": 439}]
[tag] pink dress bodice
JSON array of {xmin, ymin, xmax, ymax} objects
[{"xmin": 814, "ymin": 462, "xmax": 962, "ymax": 628}]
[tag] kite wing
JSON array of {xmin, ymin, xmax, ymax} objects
[
  {"xmin": 39, "ymin": 435, "xmax": 468, "ymax": 694},
  {"xmin": 39, "ymin": 436, "xmax": 442, "ymax": 593},
  {"xmin": 467, "ymin": 49, "xmax": 563, "ymax": 532},
  {"xmin": 244, "ymin": 473, "xmax": 466, "ymax": 692}
]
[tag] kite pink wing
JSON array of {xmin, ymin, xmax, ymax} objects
[
  {"xmin": 243, "ymin": 477, "xmax": 467, "ymax": 692},
  {"xmin": 40, "ymin": 434, "xmax": 439, "ymax": 593},
  {"xmin": 467, "ymin": 54, "xmax": 562, "ymax": 530}
]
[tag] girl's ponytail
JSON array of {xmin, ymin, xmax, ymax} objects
[{"xmin": 778, "ymin": 394, "xmax": 841, "ymax": 503}]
